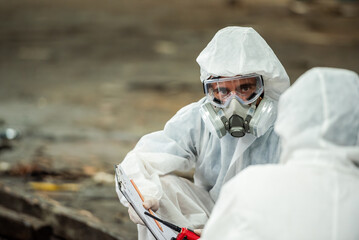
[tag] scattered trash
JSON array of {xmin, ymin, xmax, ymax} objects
[
  {"xmin": 0, "ymin": 162, "xmax": 11, "ymax": 173},
  {"xmin": 8, "ymin": 146, "xmax": 87, "ymax": 181},
  {"xmin": 0, "ymin": 128, "xmax": 21, "ymax": 150},
  {"xmin": 93, "ymin": 172, "xmax": 114, "ymax": 184},
  {"xmin": 82, "ymin": 165, "xmax": 98, "ymax": 176},
  {"xmin": 29, "ymin": 182, "xmax": 80, "ymax": 192},
  {"xmin": 0, "ymin": 128, "xmax": 19, "ymax": 140}
]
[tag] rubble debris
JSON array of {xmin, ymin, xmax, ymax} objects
[
  {"xmin": 0, "ymin": 162, "xmax": 11, "ymax": 173},
  {"xmin": 0, "ymin": 183, "xmax": 124, "ymax": 240},
  {"xmin": 0, "ymin": 205, "xmax": 52, "ymax": 240},
  {"xmin": 0, "ymin": 128, "xmax": 20, "ymax": 141},
  {"xmin": 29, "ymin": 182, "xmax": 80, "ymax": 192},
  {"xmin": 82, "ymin": 165, "xmax": 98, "ymax": 176},
  {"xmin": 0, "ymin": 128, "xmax": 21, "ymax": 151},
  {"xmin": 93, "ymin": 172, "xmax": 114, "ymax": 185},
  {"xmin": 6, "ymin": 146, "xmax": 89, "ymax": 181}
]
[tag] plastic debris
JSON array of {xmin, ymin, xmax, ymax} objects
[
  {"xmin": 29, "ymin": 182, "xmax": 80, "ymax": 192},
  {"xmin": 93, "ymin": 172, "xmax": 114, "ymax": 184}
]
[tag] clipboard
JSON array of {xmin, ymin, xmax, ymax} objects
[{"xmin": 115, "ymin": 165, "xmax": 177, "ymax": 240}]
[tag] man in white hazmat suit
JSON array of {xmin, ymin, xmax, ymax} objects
[
  {"xmin": 200, "ymin": 67, "xmax": 359, "ymax": 240},
  {"xmin": 115, "ymin": 26, "xmax": 290, "ymax": 239}
]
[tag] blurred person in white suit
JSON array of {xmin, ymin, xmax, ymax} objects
[{"xmin": 200, "ymin": 67, "xmax": 359, "ymax": 240}]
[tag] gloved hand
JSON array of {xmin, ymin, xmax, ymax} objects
[
  {"xmin": 128, "ymin": 197, "xmax": 160, "ymax": 225},
  {"xmin": 142, "ymin": 197, "xmax": 159, "ymax": 212},
  {"xmin": 128, "ymin": 205, "xmax": 144, "ymax": 225},
  {"xmin": 194, "ymin": 229, "xmax": 202, "ymax": 236}
]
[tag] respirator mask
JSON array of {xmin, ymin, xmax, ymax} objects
[{"xmin": 200, "ymin": 74, "xmax": 277, "ymax": 138}]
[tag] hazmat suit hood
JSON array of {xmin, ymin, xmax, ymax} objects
[
  {"xmin": 275, "ymin": 67, "xmax": 359, "ymax": 164},
  {"xmin": 196, "ymin": 26, "xmax": 290, "ymax": 101}
]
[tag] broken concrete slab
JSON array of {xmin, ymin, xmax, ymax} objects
[
  {"xmin": 0, "ymin": 205, "xmax": 52, "ymax": 240},
  {"xmin": 0, "ymin": 183, "xmax": 124, "ymax": 240}
]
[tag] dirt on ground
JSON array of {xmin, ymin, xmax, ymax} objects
[{"xmin": 0, "ymin": 0, "xmax": 358, "ymax": 239}]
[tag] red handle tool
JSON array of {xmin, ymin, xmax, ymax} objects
[
  {"xmin": 176, "ymin": 228, "xmax": 200, "ymax": 240},
  {"xmin": 144, "ymin": 212, "xmax": 200, "ymax": 240}
]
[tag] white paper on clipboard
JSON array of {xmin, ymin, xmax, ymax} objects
[{"xmin": 115, "ymin": 165, "xmax": 177, "ymax": 240}]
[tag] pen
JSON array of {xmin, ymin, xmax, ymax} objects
[{"xmin": 130, "ymin": 179, "xmax": 163, "ymax": 232}]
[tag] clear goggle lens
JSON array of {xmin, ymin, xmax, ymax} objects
[{"xmin": 204, "ymin": 74, "xmax": 264, "ymax": 107}]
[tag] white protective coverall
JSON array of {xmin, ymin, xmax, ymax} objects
[
  {"xmin": 200, "ymin": 67, "xmax": 359, "ymax": 240},
  {"xmin": 116, "ymin": 26, "xmax": 289, "ymax": 239}
]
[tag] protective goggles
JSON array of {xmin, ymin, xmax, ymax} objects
[{"xmin": 203, "ymin": 74, "xmax": 264, "ymax": 108}]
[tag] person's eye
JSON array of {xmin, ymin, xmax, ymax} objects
[
  {"xmin": 217, "ymin": 87, "xmax": 229, "ymax": 95},
  {"xmin": 238, "ymin": 84, "xmax": 254, "ymax": 93}
]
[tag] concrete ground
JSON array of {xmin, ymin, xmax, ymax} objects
[{"xmin": 0, "ymin": 0, "xmax": 358, "ymax": 239}]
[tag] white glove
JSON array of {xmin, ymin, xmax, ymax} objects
[
  {"xmin": 194, "ymin": 229, "xmax": 202, "ymax": 236},
  {"xmin": 128, "ymin": 205, "xmax": 144, "ymax": 225},
  {"xmin": 128, "ymin": 197, "xmax": 160, "ymax": 225},
  {"xmin": 143, "ymin": 197, "xmax": 159, "ymax": 212}
]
